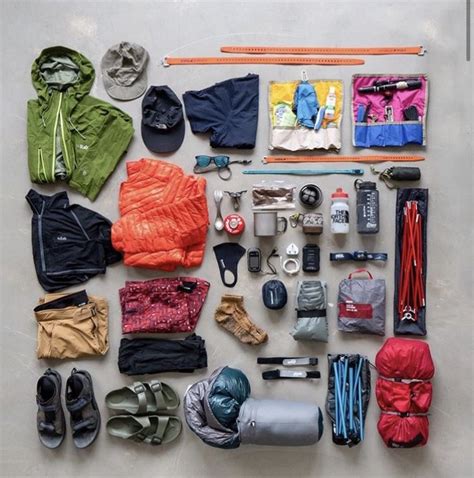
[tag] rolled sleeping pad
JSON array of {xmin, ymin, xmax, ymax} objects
[{"xmin": 238, "ymin": 398, "xmax": 323, "ymax": 446}]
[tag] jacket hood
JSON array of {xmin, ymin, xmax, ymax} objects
[{"xmin": 31, "ymin": 46, "xmax": 95, "ymax": 103}]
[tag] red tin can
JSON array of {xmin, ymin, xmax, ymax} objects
[{"xmin": 224, "ymin": 214, "xmax": 245, "ymax": 235}]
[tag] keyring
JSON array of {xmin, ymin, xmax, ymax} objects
[
  {"xmin": 217, "ymin": 167, "xmax": 232, "ymax": 180},
  {"xmin": 282, "ymin": 258, "xmax": 301, "ymax": 275}
]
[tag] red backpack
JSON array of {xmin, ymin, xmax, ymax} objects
[{"xmin": 375, "ymin": 338, "xmax": 434, "ymax": 447}]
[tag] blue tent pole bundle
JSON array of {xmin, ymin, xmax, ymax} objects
[
  {"xmin": 242, "ymin": 168, "xmax": 364, "ymax": 176},
  {"xmin": 326, "ymin": 354, "xmax": 371, "ymax": 447}
]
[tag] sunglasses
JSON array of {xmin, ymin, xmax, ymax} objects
[{"xmin": 195, "ymin": 155, "xmax": 230, "ymax": 168}]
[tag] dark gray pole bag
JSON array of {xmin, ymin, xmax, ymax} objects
[
  {"xmin": 337, "ymin": 269, "xmax": 386, "ymax": 336},
  {"xmin": 291, "ymin": 280, "xmax": 328, "ymax": 341}
]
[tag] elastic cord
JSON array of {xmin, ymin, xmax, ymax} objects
[{"xmin": 282, "ymin": 258, "xmax": 300, "ymax": 275}]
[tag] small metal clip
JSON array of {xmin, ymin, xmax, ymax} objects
[{"xmin": 417, "ymin": 47, "xmax": 427, "ymax": 56}]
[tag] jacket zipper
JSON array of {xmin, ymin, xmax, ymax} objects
[
  {"xmin": 59, "ymin": 106, "xmax": 71, "ymax": 172},
  {"xmin": 37, "ymin": 148, "xmax": 46, "ymax": 182},
  {"xmin": 51, "ymin": 92, "xmax": 63, "ymax": 179},
  {"xmin": 38, "ymin": 202, "xmax": 46, "ymax": 271}
]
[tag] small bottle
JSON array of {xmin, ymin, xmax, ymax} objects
[
  {"xmin": 324, "ymin": 86, "xmax": 337, "ymax": 120},
  {"xmin": 356, "ymin": 181, "xmax": 379, "ymax": 234},
  {"xmin": 330, "ymin": 188, "xmax": 349, "ymax": 234}
]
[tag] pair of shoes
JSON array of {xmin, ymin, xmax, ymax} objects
[
  {"xmin": 105, "ymin": 380, "xmax": 182, "ymax": 446},
  {"xmin": 36, "ymin": 368, "xmax": 100, "ymax": 449}
]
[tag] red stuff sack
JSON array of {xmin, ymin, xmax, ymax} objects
[{"xmin": 375, "ymin": 338, "xmax": 434, "ymax": 448}]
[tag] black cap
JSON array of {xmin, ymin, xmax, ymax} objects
[{"xmin": 141, "ymin": 85, "xmax": 185, "ymax": 153}]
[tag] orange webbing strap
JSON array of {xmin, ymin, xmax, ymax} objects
[
  {"xmin": 221, "ymin": 46, "xmax": 426, "ymax": 56},
  {"xmin": 263, "ymin": 155, "xmax": 425, "ymax": 164},
  {"xmin": 162, "ymin": 56, "xmax": 364, "ymax": 66}
]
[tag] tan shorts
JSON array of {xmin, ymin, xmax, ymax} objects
[{"xmin": 34, "ymin": 290, "xmax": 109, "ymax": 359}]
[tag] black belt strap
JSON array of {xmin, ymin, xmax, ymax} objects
[
  {"xmin": 330, "ymin": 251, "xmax": 388, "ymax": 262},
  {"xmin": 257, "ymin": 357, "xmax": 318, "ymax": 366},
  {"xmin": 262, "ymin": 370, "xmax": 321, "ymax": 380},
  {"xmin": 297, "ymin": 309, "xmax": 326, "ymax": 318}
]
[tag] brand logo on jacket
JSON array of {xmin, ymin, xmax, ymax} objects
[
  {"xmin": 56, "ymin": 236, "xmax": 68, "ymax": 241},
  {"xmin": 78, "ymin": 144, "xmax": 89, "ymax": 150}
]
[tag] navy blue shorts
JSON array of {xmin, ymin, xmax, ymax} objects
[{"xmin": 183, "ymin": 74, "xmax": 259, "ymax": 149}]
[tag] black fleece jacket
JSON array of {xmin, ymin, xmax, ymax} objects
[{"xmin": 26, "ymin": 189, "xmax": 121, "ymax": 291}]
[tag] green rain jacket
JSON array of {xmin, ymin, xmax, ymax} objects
[{"xmin": 27, "ymin": 46, "xmax": 134, "ymax": 200}]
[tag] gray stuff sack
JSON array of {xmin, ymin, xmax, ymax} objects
[
  {"xmin": 337, "ymin": 269, "xmax": 386, "ymax": 336},
  {"xmin": 291, "ymin": 280, "xmax": 328, "ymax": 341},
  {"xmin": 238, "ymin": 398, "xmax": 323, "ymax": 446}
]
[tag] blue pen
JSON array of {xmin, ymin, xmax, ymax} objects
[{"xmin": 242, "ymin": 168, "xmax": 364, "ymax": 176}]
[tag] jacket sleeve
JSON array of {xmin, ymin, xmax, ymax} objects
[
  {"xmin": 68, "ymin": 101, "xmax": 134, "ymax": 201},
  {"xmin": 71, "ymin": 205, "xmax": 122, "ymax": 265}
]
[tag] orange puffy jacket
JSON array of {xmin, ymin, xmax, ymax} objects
[{"xmin": 112, "ymin": 159, "xmax": 209, "ymax": 270}]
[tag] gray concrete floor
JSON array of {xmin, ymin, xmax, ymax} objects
[{"xmin": 1, "ymin": 1, "xmax": 473, "ymax": 477}]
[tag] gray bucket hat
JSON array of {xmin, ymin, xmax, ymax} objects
[{"xmin": 101, "ymin": 42, "xmax": 149, "ymax": 101}]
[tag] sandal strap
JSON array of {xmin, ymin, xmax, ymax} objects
[
  {"xmin": 133, "ymin": 416, "xmax": 170, "ymax": 446},
  {"xmin": 66, "ymin": 396, "xmax": 91, "ymax": 413},
  {"xmin": 128, "ymin": 382, "xmax": 148, "ymax": 414},
  {"xmin": 38, "ymin": 421, "xmax": 57, "ymax": 433},
  {"xmin": 132, "ymin": 416, "xmax": 152, "ymax": 442},
  {"xmin": 37, "ymin": 401, "xmax": 57, "ymax": 413},
  {"xmin": 147, "ymin": 380, "xmax": 167, "ymax": 410},
  {"xmin": 72, "ymin": 416, "xmax": 97, "ymax": 433}
]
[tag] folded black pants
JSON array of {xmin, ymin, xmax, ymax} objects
[{"xmin": 118, "ymin": 334, "xmax": 208, "ymax": 375}]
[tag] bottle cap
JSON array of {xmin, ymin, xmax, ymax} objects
[{"xmin": 331, "ymin": 187, "xmax": 348, "ymax": 199}]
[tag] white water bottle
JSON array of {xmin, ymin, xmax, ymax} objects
[{"xmin": 330, "ymin": 188, "xmax": 349, "ymax": 234}]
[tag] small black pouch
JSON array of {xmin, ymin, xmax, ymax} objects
[
  {"xmin": 387, "ymin": 167, "xmax": 421, "ymax": 181},
  {"xmin": 262, "ymin": 280, "xmax": 287, "ymax": 310}
]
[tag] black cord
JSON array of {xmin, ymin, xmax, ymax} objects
[{"xmin": 264, "ymin": 248, "xmax": 279, "ymax": 275}]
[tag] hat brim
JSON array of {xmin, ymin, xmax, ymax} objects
[
  {"xmin": 141, "ymin": 118, "xmax": 185, "ymax": 153},
  {"xmin": 102, "ymin": 71, "xmax": 148, "ymax": 101}
]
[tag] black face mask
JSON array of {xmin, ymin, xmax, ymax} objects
[{"xmin": 213, "ymin": 243, "xmax": 246, "ymax": 288}]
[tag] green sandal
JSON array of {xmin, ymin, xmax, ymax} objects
[
  {"xmin": 106, "ymin": 415, "xmax": 182, "ymax": 445},
  {"xmin": 105, "ymin": 380, "xmax": 179, "ymax": 414}
]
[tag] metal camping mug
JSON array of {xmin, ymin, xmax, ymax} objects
[{"xmin": 253, "ymin": 211, "xmax": 288, "ymax": 237}]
